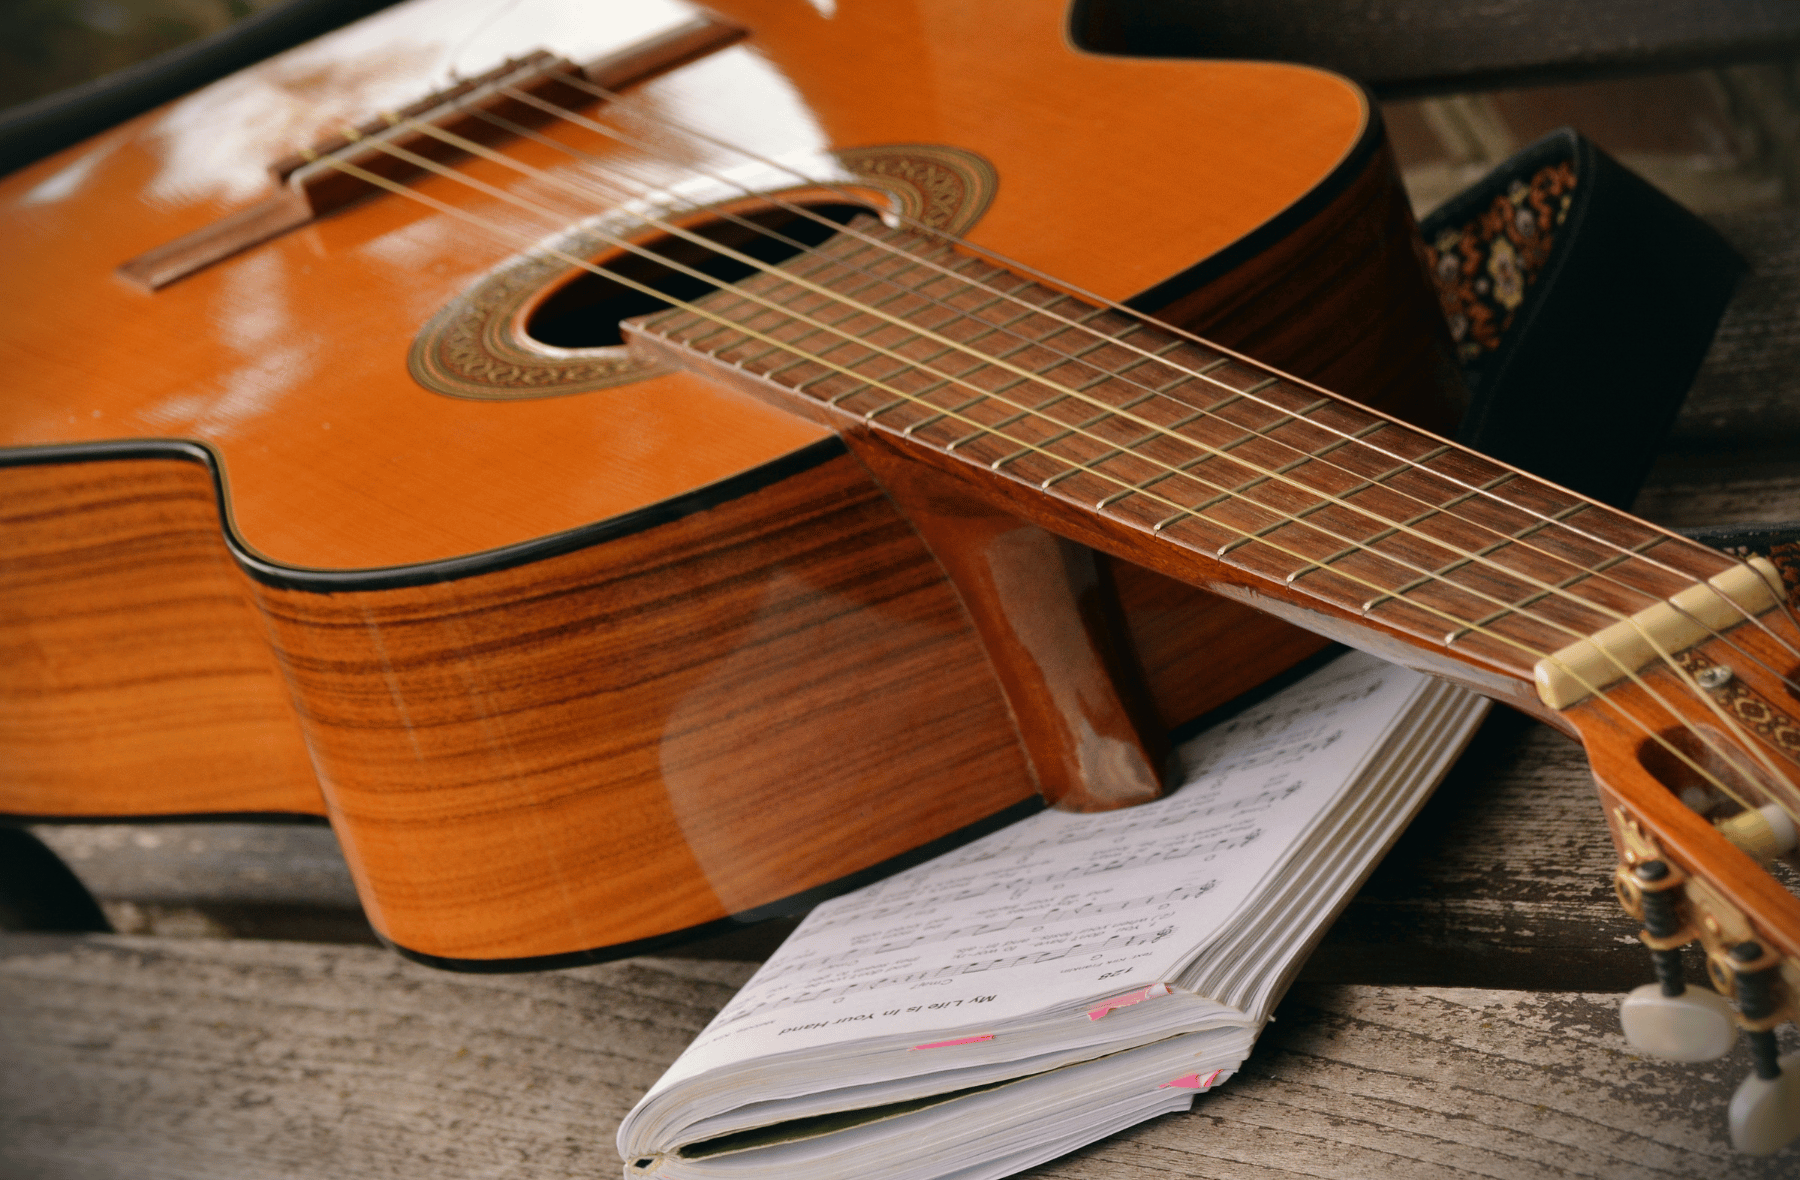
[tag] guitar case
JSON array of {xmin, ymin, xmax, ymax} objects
[
  {"xmin": 1423, "ymin": 128, "xmax": 1800, "ymax": 617},
  {"xmin": 1421, "ymin": 126, "xmax": 1746, "ymax": 512}
]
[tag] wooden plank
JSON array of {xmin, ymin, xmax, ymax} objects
[
  {"xmin": 1072, "ymin": 0, "xmax": 1800, "ymax": 98},
  {"xmin": 1309, "ymin": 709, "xmax": 1652, "ymax": 993},
  {"xmin": 1034, "ymin": 985, "xmax": 1800, "ymax": 1178},
  {"xmin": 15, "ymin": 710, "xmax": 1682, "ymax": 991},
  {"xmin": 1665, "ymin": 209, "xmax": 1800, "ymax": 457},
  {"xmin": 27, "ymin": 821, "xmax": 378, "ymax": 945},
  {"xmin": 2, "ymin": 934, "xmax": 1793, "ymax": 1178}
]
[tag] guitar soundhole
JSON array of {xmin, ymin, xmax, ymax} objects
[{"xmin": 525, "ymin": 202, "xmax": 872, "ymax": 349}]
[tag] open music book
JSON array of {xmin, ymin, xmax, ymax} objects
[{"xmin": 618, "ymin": 652, "xmax": 1489, "ymax": 1180}]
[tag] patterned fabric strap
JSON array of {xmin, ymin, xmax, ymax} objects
[{"xmin": 1425, "ymin": 158, "xmax": 1578, "ymax": 376}]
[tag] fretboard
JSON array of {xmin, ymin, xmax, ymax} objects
[{"xmin": 627, "ymin": 218, "xmax": 1739, "ymax": 690}]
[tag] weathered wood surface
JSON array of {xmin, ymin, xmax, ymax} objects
[
  {"xmin": 1073, "ymin": 0, "xmax": 1800, "ymax": 98},
  {"xmin": 27, "ymin": 822, "xmax": 378, "ymax": 945},
  {"xmin": 1662, "ymin": 208, "xmax": 1800, "ymax": 460},
  {"xmin": 1, "ymin": 933, "xmax": 1793, "ymax": 1178}
]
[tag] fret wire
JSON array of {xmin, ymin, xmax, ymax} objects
[
  {"xmin": 1444, "ymin": 534, "xmax": 1669, "ymax": 641},
  {"xmin": 825, "ymin": 380, "xmax": 875, "ymax": 407},
  {"xmin": 736, "ymin": 273, "xmax": 923, "ymax": 370},
  {"xmin": 749, "ymin": 273, "xmax": 962, "ymax": 381},
  {"xmin": 1039, "ymin": 393, "xmax": 1172, "ymax": 489},
  {"xmin": 473, "ymin": 84, "xmax": 1798, "ymax": 808},
  {"xmin": 984, "ymin": 367, "xmax": 1167, "ymax": 472},
  {"xmin": 807, "ymin": 287, "xmax": 1098, "ymax": 420},
  {"xmin": 1204, "ymin": 420, "xmax": 1394, "ymax": 554},
  {"xmin": 314, "ymin": 140, "xmax": 1661, "ymax": 672},
  {"xmin": 1092, "ymin": 379, "xmax": 1247, "ymax": 508},
  {"xmin": 1220, "ymin": 438, "xmax": 1448, "ymax": 558},
  {"xmin": 768, "ymin": 270, "xmax": 1040, "ymax": 395},
  {"xmin": 1094, "ymin": 404, "xmax": 1245, "ymax": 509},
  {"xmin": 772, "ymin": 314, "xmax": 1657, "ymax": 670},
  {"xmin": 485, "ymin": 83, "xmax": 1774, "ymax": 664},
  {"xmin": 944, "ymin": 339, "xmax": 1206, "ymax": 453},
  {"xmin": 777, "ymin": 264, "xmax": 1126, "ymax": 429},
  {"xmin": 1017, "ymin": 383, "xmax": 1169, "ymax": 465},
  {"xmin": 905, "ymin": 391, "xmax": 1002, "ymax": 437},
  {"xmin": 1449, "ymin": 548, "xmax": 1642, "ymax": 643},
  {"xmin": 1019, "ymin": 367, "xmax": 1270, "ymax": 479},
  {"xmin": 1079, "ymin": 386, "xmax": 1262, "ymax": 503},
  {"xmin": 1202, "ymin": 415, "xmax": 1382, "ymax": 546},
  {"xmin": 1362, "ymin": 502, "xmax": 1590, "ymax": 615},
  {"xmin": 847, "ymin": 210, "xmax": 1747, "ymax": 603},
  {"xmin": 378, "ymin": 120, "xmax": 1789, "ymax": 740},
  {"xmin": 948, "ymin": 392, "xmax": 1074, "ymax": 452},
  {"xmin": 548, "ymin": 109, "xmax": 1726, "ymax": 654},
  {"xmin": 895, "ymin": 307, "xmax": 1145, "ymax": 438},
  {"xmin": 1293, "ymin": 462, "xmax": 1513, "ymax": 587},
  {"xmin": 627, "ymin": 213, "xmax": 1596, "ymax": 663},
  {"xmin": 901, "ymin": 347, "xmax": 1078, "ymax": 437},
  {"xmin": 846, "ymin": 219, "xmax": 1776, "ymax": 642}
]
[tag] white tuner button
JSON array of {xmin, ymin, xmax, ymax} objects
[
  {"xmin": 1729, "ymin": 1051, "xmax": 1800, "ymax": 1155},
  {"xmin": 1619, "ymin": 983, "xmax": 1737, "ymax": 1061}
]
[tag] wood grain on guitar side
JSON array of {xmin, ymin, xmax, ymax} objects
[
  {"xmin": 0, "ymin": 459, "xmax": 322, "ymax": 817},
  {"xmin": 249, "ymin": 452, "xmax": 1039, "ymax": 960}
]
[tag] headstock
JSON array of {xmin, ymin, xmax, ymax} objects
[{"xmin": 1565, "ymin": 588, "xmax": 1800, "ymax": 1152}]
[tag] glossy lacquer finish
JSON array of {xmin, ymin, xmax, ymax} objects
[{"xmin": 0, "ymin": 0, "xmax": 1462, "ymax": 962}]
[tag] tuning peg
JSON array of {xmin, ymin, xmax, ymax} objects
[
  {"xmin": 1730, "ymin": 1052, "xmax": 1800, "ymax": 1155},
  {"xmin": 1618, "ymin": 860, "xmax": 1738, "ymax": 1062},
  {"xmin": 1726, "ymin": 940, "xmax": 1800, "ymax": 1155},
  {"xmin": 1716, "ymin": 803, "xmax": 1800, "ymax": 864},
  {"xmin": 1621, "ymin": 983, "xmax": 1738, "ymax": 1061}
]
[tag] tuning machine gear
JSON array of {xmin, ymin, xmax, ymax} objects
[
  {"xmin": 1725, "ymin": 940, "xmax": 1800, "ymax": 1155},
  {"xmin": 1616, "ymin": 859, "xmax": 1737, "ymax": 1061}
]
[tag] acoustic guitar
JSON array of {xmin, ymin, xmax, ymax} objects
[{"xmin": 2, "ymin": 1, "xmax": 1796, "ymax": 1085}]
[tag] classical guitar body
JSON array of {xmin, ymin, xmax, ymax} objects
[{"xmin": 0, "ymin": 0, "xmax": 1458, "ymax": 964}]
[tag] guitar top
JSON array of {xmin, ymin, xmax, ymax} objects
[{"xmin": 0, "ymin": 0, "xmax": 1365, "ymax": 571}]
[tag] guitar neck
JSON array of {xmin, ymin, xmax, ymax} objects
[{"xmin": 625, "ymin": 219, "xmax": 1748, "ymax": 721}]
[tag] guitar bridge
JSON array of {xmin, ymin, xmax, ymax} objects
[{"xmin": 116, "ymin": 18, "xmax": 743, "ymax": 291}]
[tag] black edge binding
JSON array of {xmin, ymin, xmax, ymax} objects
[
  {"xmin": 0, "ymin": 435, "xmax": 848, "ymax": 593},
  {"xmin": 386, "ymin": 794, "xmax": 1047, "ymax": 973},
  {"xmin": 4, "ymin": 811, "xmax": 330, "ymax": 825},
  {"xmin": 1123, "ymin": 98, "xmax": 1385, "ymax": 315}
]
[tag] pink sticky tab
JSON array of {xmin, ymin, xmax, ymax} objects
[
  {"xmin": 1086, "ymin": 982, "xmax": 1170, "ymax": 1021},
  {"xmin": 1157, "ymin": 1069, "xmax": 1222, "ymax": 1091},
  {"xmin": 910, "ymin": 1035, "xmax": 994, "ymax": 1050}
]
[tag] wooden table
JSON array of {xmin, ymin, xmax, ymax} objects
[{"xmin": 6, "ymin": 208, "xmax": 1800, "ymax": 1180}]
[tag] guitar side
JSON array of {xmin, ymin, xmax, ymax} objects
[{"xmin": 0, "ymin": 0, "xmax": 1455, "ymax": 964}]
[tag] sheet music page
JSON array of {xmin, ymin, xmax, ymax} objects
[{"xmin": 647, "ymin": 653, "xmax": 1425, "ymax": 1093}]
